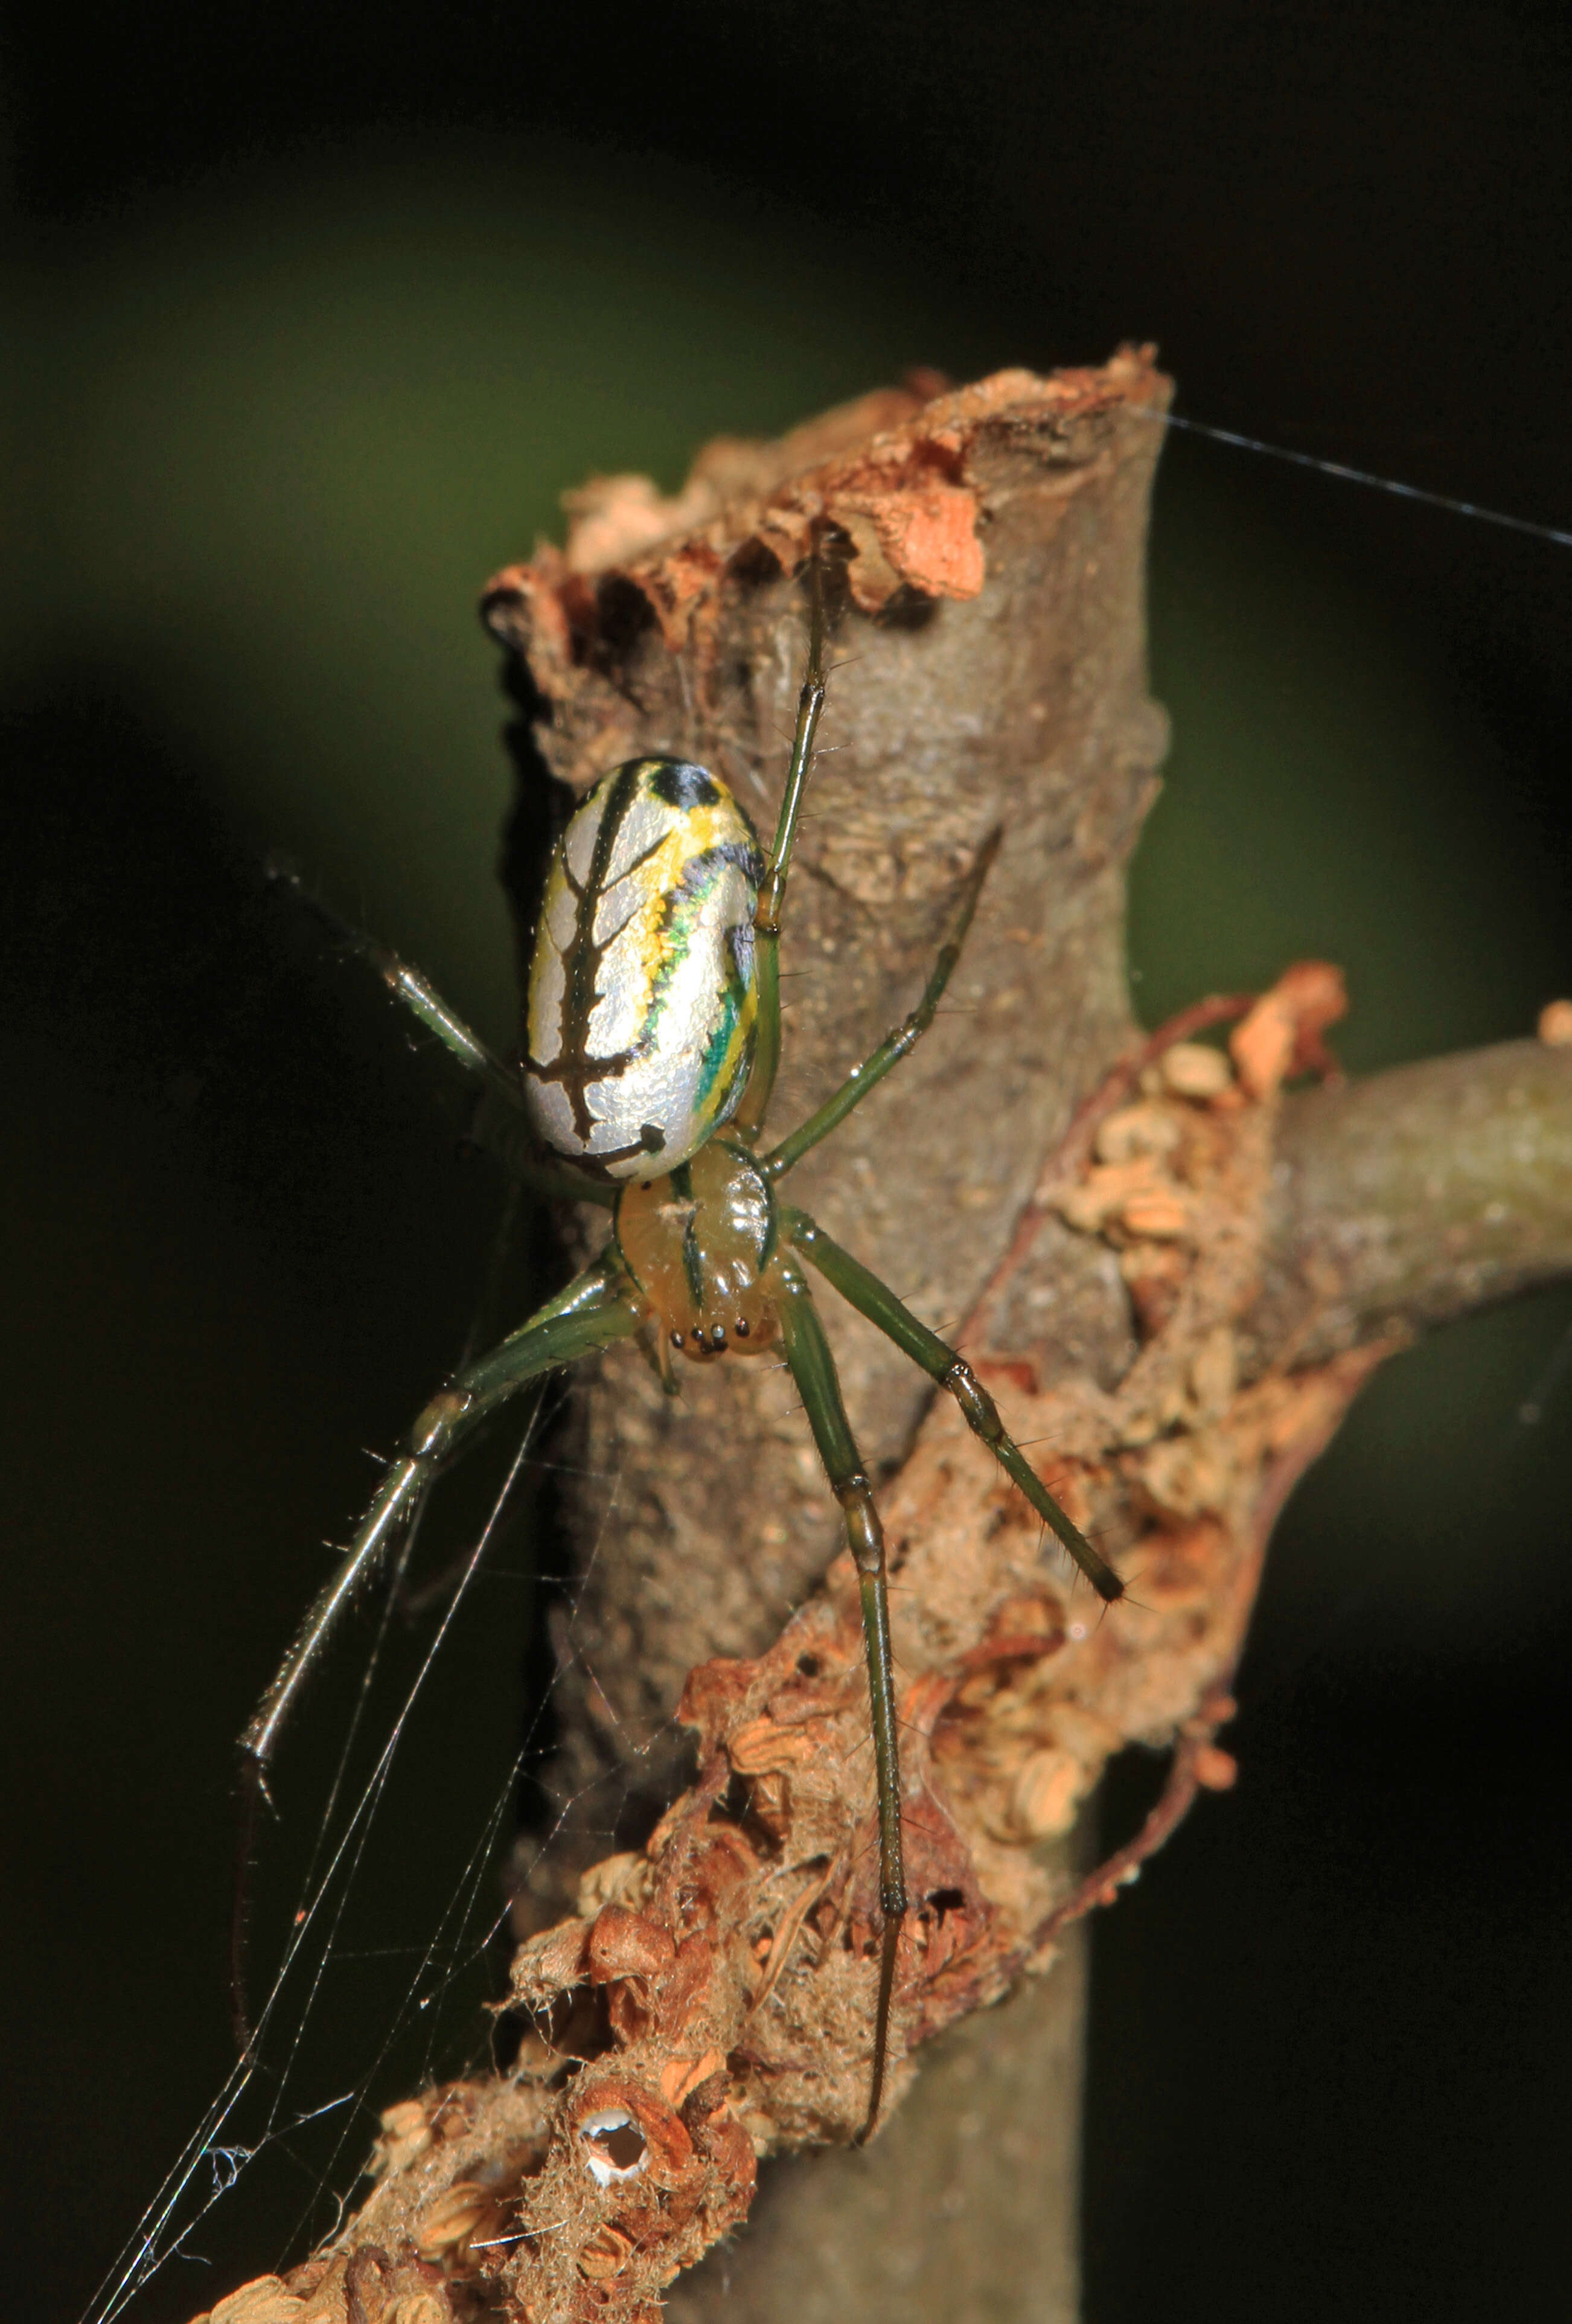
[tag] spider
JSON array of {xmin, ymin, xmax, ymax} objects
[{"xmin": 233, "ymin": 544, "xmax": 1123, "ymax": 2140}]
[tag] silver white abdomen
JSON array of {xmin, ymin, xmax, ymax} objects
[{"xmin": 525, "ymin": 757, "xmax": 763, "ymax": 1178}]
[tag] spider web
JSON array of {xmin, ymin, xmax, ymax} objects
[{"xmin": 81, "ymin": 1337, "xmax": 687, "ymax": 2324}]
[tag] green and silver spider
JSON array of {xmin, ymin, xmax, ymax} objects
[{"xmin": 235, "ymin": 548, "xmax": 1123, "ymax": 2138}]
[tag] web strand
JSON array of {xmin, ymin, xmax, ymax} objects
[
  {"xmin": 80, "ymin": 1386, "xmax": 679, "ymax": 2324},
  {"xmin": 1148, "ymin": 406, "xmax": 1572, "ymax": 552}
]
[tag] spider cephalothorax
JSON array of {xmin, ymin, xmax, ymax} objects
[{"xmin": 616, "ymin": 1139, "xmax": 782, "ymax": 1371}]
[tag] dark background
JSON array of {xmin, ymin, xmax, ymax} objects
[{"xmin": 5, "ymin": 3, "xmax": 1571, "ymax": 2317}]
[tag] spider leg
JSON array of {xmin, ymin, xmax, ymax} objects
[
  {"xmin": 732, "ymin": 550, "xmax": 828, "ymax": 1141},
  {"xmin": 267, "ymin": 862, "xmax": 614, "ymax": 1208},
  {"xmin": 230, "ymin": 1252, "xmax": 641, "ymax": 2049},
  {"xmin": 783, "ymin": 1208, "xmax": 1124, "ymax": 1604},
  {"xmin": 762, "ymin": 826, "xmax": 1002, "ymax": 1180},
  {"xmin": 773, "ymin": 1255, "xmax": 906, "ymax": 2145}
]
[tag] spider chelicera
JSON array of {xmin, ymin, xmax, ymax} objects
[{"xmin": 233, "ymin": 545, "xmax": 1123, "ymax": 2139}]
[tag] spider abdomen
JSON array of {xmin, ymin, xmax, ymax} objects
[{"xmin": 525, "ymin": 757, "xmax": 763, "ymax": 1178}]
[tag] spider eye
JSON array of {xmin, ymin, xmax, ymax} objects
[
  {"xmin": 710, "ymin": 1324, "xmax": 727, "ymax": 1349},
  {"xmin": 734, "ymin": 1317, "xmax": 750, "ymax": 1338},
  {"xmin": 670, "ymin": 1330, "xmax": 685, "ymax": 1349},
  {"xmin": 579, "ymin": 2106, "xmax": 649, "ymax": 2185}
]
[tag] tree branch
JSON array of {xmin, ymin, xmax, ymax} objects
[
  {"xmin": 193, "ymin": 368, "xmax": 1572, "ymax": 2324},
  {"xmin": 1253, "ymin": 1038, "xmax": 1572, "ymax": 1365}
]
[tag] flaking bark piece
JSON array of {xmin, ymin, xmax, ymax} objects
[{"xmin": 481, "ymin": 350, "xmax": 1169, "ymax": 791}]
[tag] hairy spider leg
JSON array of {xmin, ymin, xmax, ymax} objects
[
  {"xmin": 266, "ymin": 862, "xmax": 615, "ymax": 1209},
  {"xmin": 728, "ymin": 565, "xmax": 1057, "ymax": 2135},
  {"xmin": 772, "ymin": 1256, "xmax": 906, "ymax": 2144},
  {"xmin": 230, "ymin": 1253, "xmax": 641, "ymax": 2048},
  {"xmin": 759, "ymin": 824, "xmax": 1003, "ymax": 1180},
  {"xmin": 784, "ymin": 1211, "xmax": 1124, "ymax": 1605},
  {"xmin": 743, "ymin": 790, "xmax": 1119, "ymax": 2126},
  {"xmin": 730, "ymin": 548, "xmax": 828, "ymax": 1142}
]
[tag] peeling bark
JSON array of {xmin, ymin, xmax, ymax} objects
[{"xmin": 193, "ymin": 366, "xmax": 1572, "ymax": 2324}]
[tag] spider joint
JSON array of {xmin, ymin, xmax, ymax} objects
[
  {"xmin": 945, "ymin": 1357, "xmax": 1003, "ymax": 1445},
  {"xmin": 834, "ymin": 1474, "xmax": 883, "ymax": 1573},
  {"xmin": 409, "ymin": 1388, "xmax": 471, "ymax": 1457}
]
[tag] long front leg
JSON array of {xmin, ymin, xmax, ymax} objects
[
  {"xmin": 731, "ymin": 553, "xmax": 828, "ymax": 1142},
  {"xmin": 784, "ymin": 1208, "xmax": 1125, "ymax": 1604},
  {"xmin": 232, "ymin": 1253, "xmax": 641, "ymax": 2043},
  {"xmin": 267, "ymin": 862, "xmax": 614, "ymax": 1209},
  {"xmin": 761, "ymin": 826, "xmax": 1001, "ymax": 1180},
  {"xmin": 773, "ymin": 1256, "xmax": 906, "ymax": 2143}
]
